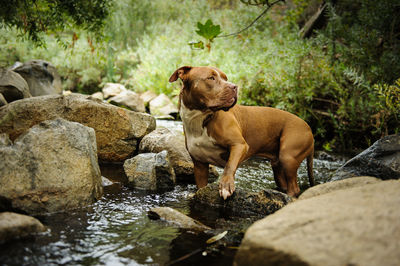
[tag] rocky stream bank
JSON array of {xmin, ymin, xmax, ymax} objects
[{"xmin": 1, "ymin": 60, "xmax": 399, "ymax": 265}]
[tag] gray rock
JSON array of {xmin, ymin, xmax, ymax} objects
[
  {"xmin": 149, "ymin": 93, "xmax": 178, "ymax": 117},
  {"xmin": 192, "ymin": 183, "xmax": 292, "ymax": 218},
  {"xmin": 0, "ymin": 68, "xmax": 31, "ymax": 103},
  {"xmin": 148, "ymin": 207, "xmax": 211, "ymax": 231},
  {"xmin": 123, "ymin": 150, "xmax": 176, "ymax": 191},
  {"xmin": 299, "ymin": 176, "xmax": 381, "ymax": 200},
  {"xmin": 109, "ymin": 90, "xmax": 146, "ymax": 112},
  {"xmin": 0, "ymin": 93, "xmax": 7, "ymax": 106},
  {"xmin": 140, "ymin": 90, "xmax": 157, "ymax": 105},
  {"xmin": 235, "ymin": 180, "xmax": 400, "ymax": 266},
  {"xmin": 0, "ymin": 212, "xmax": 46, "ymax": 243},
  {"xmin": 102, "ymin": 83, "xmax": 126, "ymax": 98},
  {"xmin": 331, "ymin": 134, "xmax": 400, "ymax": 181},
  {"xmin": 0, "ymin": 118, "xmax": 103, "ymax": 214},
  {"xmin": 138, "ymin": 128, "xmax": 219, "ymax": 183},
  {"xmin": 0, "ymin": 93, "xmax": 156, "ymax": 162},
  {"xmin": 90, "ymin": 91, "xmax": 104, "ymax": 101},
  {"xmin": 12, "ymin": 60, "xmax": 62, "ymax": 96}
]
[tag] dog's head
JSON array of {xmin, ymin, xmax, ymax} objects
[{"xmin": 169, "ymin": 66, "xmax": 238, "ymax": 111}]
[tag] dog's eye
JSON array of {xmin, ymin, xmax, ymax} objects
[{"xmin": 208, "ymin": 76, "xmax": 215, "ymax": 80}]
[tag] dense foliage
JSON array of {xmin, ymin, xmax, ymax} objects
[
  {"xmin": 0, "ymin": 0, "xmax": 111, "ymax": 45},
  {"xmin": 0, "ymin": 0, "xmax": 398, "ymax": 151}
]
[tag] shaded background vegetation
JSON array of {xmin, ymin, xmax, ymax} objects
[{"xmin": 0, "ymin": 0, "xmax": 399, "ymax": 152}]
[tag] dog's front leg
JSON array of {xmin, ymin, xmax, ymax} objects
[
  {"xmin": 193, "ymin": 159, "xmax": 209, "ymax": 188},
  {"xmin": 220, "ymin": 142, "xmax": 249, "ymax": 200}
]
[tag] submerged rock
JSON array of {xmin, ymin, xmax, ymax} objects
[
  {"xmin": 139, "ymin": 128, "xmax": 219, "ymax": 183},
  {"xmin": 148, "ymin": 207, "xmax": 211, "ymax": 231},
  {"xmin": 12, "ymin": 60, "xmax": 62, "ymax": 96},
  {"xmin": 0, "ymin": 118, "xmax": 103, "ymax": 214},
  {"xmin": 192, "ymin": 183, "xmax": 292, "ymax": 218},
  {"xmin": 0, "ymin": 93, "xmax": 156, "ymax": 162},
  {"xmin": 331, "ymin": 134, "xmax": 400, "ymax": 181},
  {"xmin": 0, "ymin": 68, "xmax": 31, "ymax": 103},
  {"xmin": 0, "ymin": 212, "xmax": 46, "ymax": 244},
  {"xmin": 235, "ymin": 179, "xmax": 400, "ymax": 266},
  {"xmin": 123, "ymin": 150, "xmax": 176, "ymax": 191}
]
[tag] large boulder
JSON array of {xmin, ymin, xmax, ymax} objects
[
  {"xmin": 235, "ymin": 179, "xmax": 400, "ymax": 266},
  {"xmin": 0, "ymin": 212, "xmax": 46, "ymax": 244},
  {"xmin": 138, "ymin": 127, "xmax": 219, "ymax": 183},
  {"xmin": 0, "ymin": 93, "xmax": 156, "ymax": 162},
  {"xmin": 0, "ymin": 118, "xmax": 103, "ymax": 214},
  {"xmin": 192, "ymin": 183, "xmax": 292, "ymax": 218},
  {"xmin": 331, "ymin": 134, "xmax": 400, "ymax": 181},
  {"xmin": 12, "ymin": 60, "xmax": 62, "ymax": 96},
  {"xmin": 109, "ymin": 90, "xmax": 146, "ymax": 112},
  {"xmin": 149, "ymin": 93, "xmax": 178, "ymax": 117},
  {"xmin": 0, "ymin": 68, "xmax": 31, "ymax": 103},
  {"xmin": 123, "ymin": 150, "xmax": 176, "ymax": 191},
  {"xmin": 299, "ymin": 176, "xmax": 381, "ymax": 200}
]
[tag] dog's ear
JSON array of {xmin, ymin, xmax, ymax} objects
[{"xmin": 169, "ymin": 66, "xmax": 192, "ymax": 82}]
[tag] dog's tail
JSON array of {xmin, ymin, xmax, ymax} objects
[{"xmin": 307, "ymin": 151, "xmax": 315, "ymax": 187}]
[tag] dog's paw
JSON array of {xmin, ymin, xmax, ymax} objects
[
  {"xmin": 220, "ymin": 188, "xmax": 231, "ymax": 200},
  {"xmin": 219, "ymin": 178, "xmax": 235, "ymax": 200}
]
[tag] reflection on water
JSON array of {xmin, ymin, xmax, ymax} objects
[{"xmin": 0, "ymin": 120, "xmax": 346, "ymax": 265}]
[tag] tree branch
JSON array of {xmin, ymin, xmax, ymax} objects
[{"xmin": 216, "ymin": 0, "xmax": 285, "ymax": 38}]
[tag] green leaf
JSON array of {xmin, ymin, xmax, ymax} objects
[{"xmin": 195, "ymin": 19, "xmax": 222, "ymax": 41}]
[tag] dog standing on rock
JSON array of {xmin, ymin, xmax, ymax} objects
[{"xmin": 169, "ymin": 66, "xmax": 314, "ymax": 199}]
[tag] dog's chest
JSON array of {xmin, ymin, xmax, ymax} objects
[{"xmin": 180, "ymin": 104, "xmax": 227, "ymax": 167}]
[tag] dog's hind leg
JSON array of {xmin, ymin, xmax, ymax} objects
[{"xmin": 271, "ymin": 160, "xmax": 288, "ymax": 193}]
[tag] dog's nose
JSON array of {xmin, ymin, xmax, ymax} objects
[{"xmin": 232, "ymin": 85, "xmax": 238, "ymax": 93}]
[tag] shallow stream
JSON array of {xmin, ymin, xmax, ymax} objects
[{"xmin": 0, "ymin": 120, "xmax": 346, "ymax": 265}]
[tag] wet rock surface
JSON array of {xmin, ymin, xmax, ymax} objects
[
  {"xmin": 149, "ymin": 207, "xmax": 211, "ymax": 231},
  {"xmin": 235, "ymin": 179, "xmax": 400, "ymax": 266},
  {"xmin": 331, "ymin": 134, "xmax": 400, "ymax": 181},
  {"xmin": 0, "ymin": 212, "xmax": 46, "ymax": 244},
  {"xmin": 0, "ymin": 118, "xmax": 103, "ymax": 214},
  {"xmin": 192, "ymin": 183, "xmax": 292, "ymax": 218},
  {"xmin": 123, "ymin": 150, "xmax": 176, "ymax": 191},
  {"xmin": 0, "ymin": 93, "xmax": 156, "ymax": 162}
]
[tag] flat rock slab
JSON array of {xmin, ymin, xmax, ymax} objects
[
  {"xmin": 331, "ymin": 134, "xmax": 400, "ymax": 181},
  {"xmin": 0, "ymin": 93, "xmax": 155, "ymax": 162},
  {"xmin": 149, "ymin": 207, "xmax": 211, "ymax": 231},
  {"xmin": 0, "ymin": 212, "xmax": 46, "ymax": 244},
  {"xmin": 235, "ymin": 180, "xmax": 400, "ymax": 266},
  {"xmin": 192, "ymin": 183, "xmax": 292, "ymax": 218}
]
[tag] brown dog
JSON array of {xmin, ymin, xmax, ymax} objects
[{"xmin": 169, "ymin": 66, "xmax": 314, "ymax": 199}]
